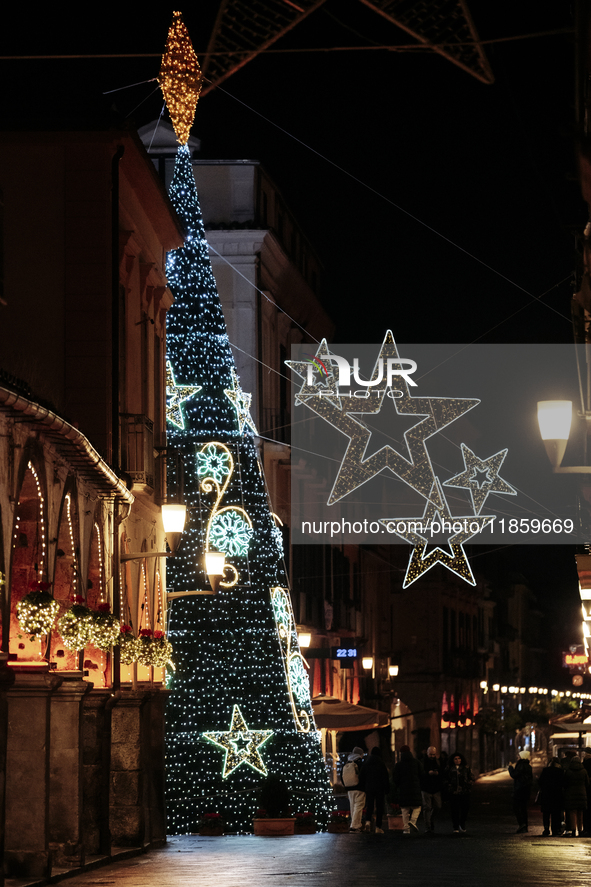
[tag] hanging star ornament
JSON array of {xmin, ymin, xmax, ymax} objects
[
  {"xmin": 444, "ymin": 443, "xmax": 517, "ymax": 514},
  {"xmin": 158, "ymin": 11, "xmax": 203, "ymax": 145},
  {"xmin": 203, "ymin": 704, "xmax": 273, "ymax": 779},
  {"xmin": 380, "ymin": 478, "xmax": 493, "ymax": 587},
  {"xmin": 224, "ymin": 369, "xmax": 258, "ymax": 435},
  {"xmin": 166, "ymin": 360, "xmax": 201, "ymax": 429},
  {"xmin": 288, "ymin": 331, "xmax": 480, "ymax": 504}
]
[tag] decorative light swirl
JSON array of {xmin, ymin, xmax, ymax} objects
[
  {"xmin": 270, "ymin": 587, "xmax": 313, "ymax": 733},
  {"xmin": 199, "ymin": 442, "xmax": 253, "ymax": 588}
]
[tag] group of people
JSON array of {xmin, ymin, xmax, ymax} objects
[
  {"xmin": 510, "ymin": 748, "xmax": 591, "ymax": 837},
  {"xmin": 342, "ymin": 744, "xmax": 474, "ymax": 835}
]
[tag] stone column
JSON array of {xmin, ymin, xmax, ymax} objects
[
  {"xmin": 109, "ymin": 688, "xmax": 167, "ymax": 848},
  {"xmin": 5, "ymin": 668, "xmax": 61, "ymax": 879},
  {"xmin": 0, "ymin": 654, "xmax": 16, "ymax": 887},
  {"xmin": 82, "ymin": 689, "xmax": 115, "ymax": 856},
  {"xmin": 48, "ymin": 672, "xmax": 91, "ymax": 867}
]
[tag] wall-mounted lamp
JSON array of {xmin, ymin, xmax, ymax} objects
[
  {"xmin": 493, "ymin": 683, "xmax": 500, "ymax": 692},
  {"xmin": 388, "ymin": 664, "xmax": 399, "ymax": 677},
  {"xmin": 362, "ymin": 656, "xmax": 374, "ymax": 671},
  {"xmin": 297, "ymin": 630, "xmax": 312, "ymax": 648},
  {"xmin": 121, "ymin": 502, "xmax": 186, "ymax": 561},
  {"xmin": 162, "ymin": 503, "xmax": 187, "ymax": 553},
  {"xmin": 537, "ymin": 400, "xmax": 572, "ymax": 469},
  {"xmin": 205, "ymin": 550, "xmax": 226, "ymax": 594}
]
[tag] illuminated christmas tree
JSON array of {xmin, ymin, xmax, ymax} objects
[{"xmin": 164, "ymin": 144, "xmax": 333, "ymax": 833}]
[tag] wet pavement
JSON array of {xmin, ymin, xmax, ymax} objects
[{"xmin": 23, "ymin": 772, "xmax": 591, "ymax": 887}]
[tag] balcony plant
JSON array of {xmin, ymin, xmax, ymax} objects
[
  {"xmin": 57, "ymin": 596, "xmax": 94, "ymax": 651},
  {"xmin": 16, "ymin": 580, "xmax": 59, "ymax": 639},
  {"xmin": 119, "ymin": 624, "xmax": 142, "ymax": 664},
  {"xmin": 88, "ymin": 602, "xmax": 120, "ymax": 651},
  {"xmin": 137, "ymin": 628, "xmax": 174, "ymax": 668}
]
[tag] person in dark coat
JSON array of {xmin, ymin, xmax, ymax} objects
[
  {"xmin": 392, "ymin": 745, "xmax": 424, "ymax": 834},
  {"xmin": 508, "ymin": 750, "xmax": 533, "ymax": 833},
  {"xmin": 360, "ymin": 747, "xmax": 390, "ymax": 833},
  {"xmin": 421, "ymin": 746, "xmax": 444, "ymax": 833},
  {"xmin": 538, "ymin": 756, "xmax": 565, "ymax": 836},
  {"xmin": 444, "ymin": 752, "xmax": 474, "ymax": 834},
  {"xmin": 564, "ymin": 755, "xmax": 590, "ymax": 836}
]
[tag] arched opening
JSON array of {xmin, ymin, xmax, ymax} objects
[
  {"xmin": 50, "ymin": 489, "xmax": 81, "ymax": 672},
  {"xmin": 9, "ymin": 459, "xmax": 48, "ymax": 661}
]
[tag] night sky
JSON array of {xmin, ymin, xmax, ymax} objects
[{"xmin": 1, "ymin": 2, "xmax": 584, "ymax": 679}]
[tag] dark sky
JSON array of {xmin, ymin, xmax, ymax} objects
[{"xmin": 1, "ymin": 2, "xmax": 584, "ymax": 675}]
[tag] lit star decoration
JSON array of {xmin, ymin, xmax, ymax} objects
[
  {"xmin": 286, "ymin": 339, "xmax": 341, "ymax": 406},
  {"xmin": 166, "ymin": 360, "xmax": 201, "ymax": 429},
  {"xmin": 288, "ymin": 331, "xmax": 480, "ymax": 504},
  {"xmin": 224, "ymin": 369, "xmax": 258, "ymax": 435},
  {"xmin": 203, "ymin": 705, "xmax": 273, "ymax": 778},
  {"xmin": 444, "ymin": 443, "xmax": 517, "ymax": 515},
  {"xmin": 380, "ymin": 479, "xmax": 493, "ymax": 587},
  {"xmin": 158, "ymin": 11, "xmax": 203, "ymax": 145},
  {"xmin": 270, "ymin": 587, "xmax": 313, "ymax": 733}
]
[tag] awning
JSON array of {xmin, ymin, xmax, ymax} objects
[{"xmin": 312, "ymin": 695, "xmax": 390, "ymax": 731}]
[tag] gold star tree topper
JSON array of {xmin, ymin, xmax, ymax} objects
[
  {"xmin": 158, "ymin": 11, "xmax": 203, "ymax": 145},
  {"xmin": 203, "ymin": 704, "xmax": 273, "ymax": 779}
]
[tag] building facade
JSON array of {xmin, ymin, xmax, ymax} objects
[{"xmin": 0, "ymin": 127, "xmax": 182, "ymax": 878}]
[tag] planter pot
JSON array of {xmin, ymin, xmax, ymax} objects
[
  {"xmin": 387, "ymin": 814, "xmax": 404, "ymax": 831},
  {"xmin": 294, "ymin": 824, "xmax": 316, "ymax": 834},
  {"xmin": 198, "ymin": 826, "xmax": 224, "ymax": 836},
  {"xmin": 327, "ymin": 821, "xmax": 350, "ymax": 833},
  {"xmin": 253, "ymin": 818, "xmax": 296, "ymax": 836}
]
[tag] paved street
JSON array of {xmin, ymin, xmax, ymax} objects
[{"xmin": 33, "ymin": 773, "xmax": 591, "ymax": 887}]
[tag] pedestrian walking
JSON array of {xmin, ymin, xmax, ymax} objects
[
  {"xmin": 421, "ymin": 746, "xmax": 444, "ymax": 833},
  {"xmin": 341, "ymin": 747, "xmax": 366, "ymax": 833},
  {"xmin": 564, "ymin": 755, "xmax": 590, "ymax": 837},
  {"xmin": 444, "ymin": 752, "xmax": 474, "ymax": 834},
  {"xmin": 508, "ymin": 750, "xmax": 533, "ymax": 833},
  {"xmin": 538, "ymin": 756, "xmax": 565, "ymax": 836},
  {"xmin": 392, "ymin": 744, "xmax": 424, "ymax": 835},
  {"xmin": 360, "ymin": 747, "xmax": 390, "ymax": 833}
]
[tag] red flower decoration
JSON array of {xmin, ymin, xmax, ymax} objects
[
  {"xmin": 18, "ymin": 643, "xmax": 25, "ymax": 650},
  {"xmin": 120, "ymin": 624, "xmax": 133, "ymax": 634},
  {"xmin": 97, "ymin": 602, "xmax": 111, "ymax": 613},
  {"xmin": 71, "ymin": 594, "xmax": 85, "ymax": 604},
  {"xmin": 140, "ymin": 628, "xmax": 153, "ymax": 638},
  {"xmin": 154, "ymin": 630, "xmax": 164, "ymax": 639}
]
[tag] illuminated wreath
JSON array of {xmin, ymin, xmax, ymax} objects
[{"xmin": 16, "ymin": 590, "xmax": 59, "ymax": 639}]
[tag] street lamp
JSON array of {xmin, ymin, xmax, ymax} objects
[
  {"xmin": 362, "ymin": 656, "xmax": 374, "ymax": 671},
  {"xmin": 389, "ymin": 664, "xmax": 399, "ymax": 677},
  {"xmin": 204, "ymin": 551, "xmax": 226, "ymax": 594},
  {"xmin": 121, "ymin": 503, "xmax": 186, "ymax": 561},
  {"xmin": 537, "ymin": 401, "xmax": 573, "ymax": 469}
]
